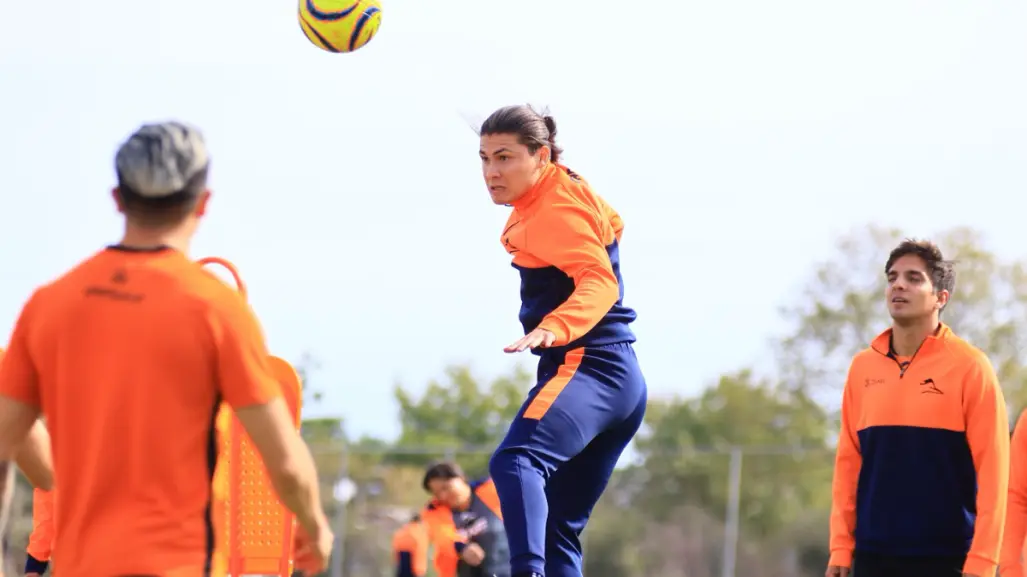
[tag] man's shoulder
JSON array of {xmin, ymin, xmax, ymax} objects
[
  {"xmin": 945, "ymin": 332, "xmax": 988, "ymax": 359},
  {"xmin": 849, "ymin": 346, "xmax": 881, "ymax": 367}
]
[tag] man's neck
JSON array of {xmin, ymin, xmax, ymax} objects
[
  {"xmin": 120, "ymin": 225, "xmax": 191, "ymax": 254},
  {"xmin": 891, "ymin": 316, "xmax": 940, "ymax": 357}
]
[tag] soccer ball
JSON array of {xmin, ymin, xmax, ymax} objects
[{"xmin": 298, "ymin": 0, "xmax": 382, "ymax": 53}]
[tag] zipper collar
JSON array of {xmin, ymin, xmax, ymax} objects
[{"xmin": 870, "ymin": 323, "xmax": 951, "ymax": 378}]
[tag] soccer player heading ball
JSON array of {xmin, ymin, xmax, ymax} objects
[
  {"xmin": 827, "ymin": 240, "xmax": 1009, "ymax": 577},
  {"xmin": 478, "ymin": 104, "xmax": 648, "ymax": 577}
]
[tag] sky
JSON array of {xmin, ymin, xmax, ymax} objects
[{"xmin": 0, "ymin": 1, "xmax": 1024, "ymax": 442}]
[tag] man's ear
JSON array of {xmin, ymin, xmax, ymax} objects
[
  {"xmin": 193, "ymin": 189, "xmax": 212, "ymax": 217},
  {"xmin": 112, "ymin": 188, "xmax": 125, "ymax": 214}
]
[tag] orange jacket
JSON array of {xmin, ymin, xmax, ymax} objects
[
  {"xmin": 499, "ymin": 163, "xmax": 636, "ymax": 350},
  {"xmin": 1001, "ymin": 408, "xmax": 1027, "ymax": 577},
  {"xmin": 421, "ymin": 478, "xmax": 502, "ymax": 577},
  {"xmin": 829, "ymin": 324, "xmax": 1008, "ymax": 577}
]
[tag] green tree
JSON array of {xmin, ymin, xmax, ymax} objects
[
  {"xmin": 635, "ymin": 370, "xmax": 833, "ymax": 536},
  {"xmin": 776, "ymin": 225, "xmax": 1027, "ymax": 410},
  {"xmin": 391, "ymin": 364, "xmax": 532, "ymax": 475}
]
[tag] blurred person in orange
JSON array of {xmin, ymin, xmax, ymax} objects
[
  {"xmin": 1000, "ymin": 408, "xmax": 1027, "ymax": 577},
  {"xmin": 421, "ymin": 461, "xmax": 509, "ymax": 577},
  {"xmin": 392, "ymin": 513, "xmax": 428, "ymax": 577}
]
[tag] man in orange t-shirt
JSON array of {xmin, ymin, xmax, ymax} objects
[{"xmin": 0, "ymin": 121, "xmax": 332, "ymax": 577}]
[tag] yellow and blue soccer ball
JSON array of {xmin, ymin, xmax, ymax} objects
[{"xmin": 298, "ymin": 0, "xmax": 382, "ymax": 53}]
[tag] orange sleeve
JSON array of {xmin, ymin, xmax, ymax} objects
[
  {"xmin": 0, "ymin": 292, "xmax": 42, "ymax": 408},
  {"xmin": 531, "ymin": 201, "xmax": 620, "ymax": 346},
  {"xmin": 412, "ymin": 523, "xmax": 429, "ymax": 576},
  {"xmin": 421, "ymin": 504, "xmax": 464, "ymax": 577},
  {"xmin": 209, "ymin": 295, "xmax": 282, "ymax": 409},
  {"xmin": 828, "ymin": 362, "xmax": 862, "ymax": 568},
  {"xmin": 963, "ymin": 353, "xmax": 1010, "ymax": 577},
  {"xmin": 393, "ymin": 524, "xmax": 429, "ymax": 576},
  {"xmin": 392, "ymin": 528, "xmax": 412, "ymax": 556},
  {"xmin": 27, "ymin": 487, "xmax": 55, "ymax": 561},
  {"xmin": 1001, "ymin": 409, "xmax": 1027, "ymax": 577}
]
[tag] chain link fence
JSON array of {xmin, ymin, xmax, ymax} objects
[{"xmin": 0, "ymin": 445, "xmax": 837, "ymax": 577}]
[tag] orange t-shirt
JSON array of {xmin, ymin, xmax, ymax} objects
[{"xmin": 0, "ymin": 246, "xmax": 282, "ymax": 577}]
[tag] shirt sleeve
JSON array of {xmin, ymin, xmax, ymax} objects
[
  {"xmin": 0, "ymin": 292, "xmax": 42, "ymax": 408},
  {"xmin": 26, "ymin": 487, "xmax": 54, "ymax": 561},
  {"xmin": 963, "ymin": 353, "xmax": 1010, "ymax": 577},
  {"xmin": 209, "ymin": 294, "xmax": 282, "ymax": 409},
  {"xmin": 411, "ymin": 525, "xmax": 428, "ymax": 576},
  {"xmin": 1000, "ymin": 410, "xmax": 1027, "ymax": 577},
  {"xmin": 828, "ymin": 362, "xmax": 862, "ymax": 568},
  {"xmin": 530, "ymin": 201, "xmax": 620, "ymax": 346},
  {"xmin": 422, "ymin": 505, "xmax": 467, "ymax": 555}
]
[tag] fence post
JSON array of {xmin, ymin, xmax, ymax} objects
[
  {"xmin": 330, "ymin": 433, "xmax": 350, "ymax": 577},
  {"xmin": 721, "ymin": 446, "xmax": 743, "ymax": 577}
]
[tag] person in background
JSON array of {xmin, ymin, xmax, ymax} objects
[
  {"xmin": 24, "ymin": 488, "xmax": 54, "ymax": 577},
  {"xmin": 827, "ymin": 239, "xmax": 1009, "ymax": 577},
  {"xmin": 0, "ymin": 350, "xmax": 52, "ymax": 577},
  {"xmin": 1000, "ymin": 407, "xmax": 1027, "ymax": 577},
  {"xmin": 421, "ymin": 461, "xmax": 509, "ymax": 577},
  {"xmin": 392, "ymin": 513, "xmax": 428, "ymax": 577}
]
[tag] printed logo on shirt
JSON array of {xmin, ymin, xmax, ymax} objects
[
  {"xmin": 864, "ymin": 377, "xmax": 885, "ymax": 387},
  {"xmin": 920, "ymin": 378, "xmax": 943, "ymax": 395}
]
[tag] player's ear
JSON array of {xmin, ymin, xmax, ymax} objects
[
  {"xmin": 539, "ymin": 144, "xmax": 551, "ymax": 165},
  {"xmin": 936, "ymin": 289, "xmax": 950, "ymax": 310},
  {"xmin": 111, "ymin": 187, "xmax": 126, "ymax": 214},
  {"xmin": 193, "ymin": 189, "xmax": 212, "ymax": 217}
]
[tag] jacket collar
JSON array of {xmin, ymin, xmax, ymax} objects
[
  {"xmin": 870, "ymin": 322, "xmax": 952, "ymax": 356},
  {"xmin": 510, "ymin": 163, "xmax": 560, "ymax": 211}
]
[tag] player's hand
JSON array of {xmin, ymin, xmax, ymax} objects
[
  {"xmin": 824, "ymin": 566, "xmax": 849, "ymax": 577},
  {"xmin": 26, "ymin": 573, "xmax": 42, "ymax": 577},
  {"xmin": 293, "ymin": 519, "xmax": 334, "ymax": 575},
  {"xmin": 504, "ymin": 328, "xmax": 556, "ymax": 353},
  {"xmin": 460, "ymin": 543, "xmax": 486, "ymax": 566}
]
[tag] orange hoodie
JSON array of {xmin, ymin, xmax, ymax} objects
[
  {"xmin": 828, "ymin": 324, "xmax": 1009, "ymax": 577},
  {"xmin": 1000, "ymin": 408, "xmax": 1027, "ymax": 577}
]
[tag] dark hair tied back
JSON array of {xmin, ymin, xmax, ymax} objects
[{"xmin": 481, "ymin": 104, "xmax": 564, "ymax": 164}]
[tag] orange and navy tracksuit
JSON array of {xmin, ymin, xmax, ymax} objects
[
  {"xmin": 422, "ymin": 478, "xmax": 509, "ymax": 577},
  {"xmin": 487, "ymin": 164, "xmax": 647, "ymax": 577},
  {"xmin": 392, "ymin": 518, "xmax": 428, "ymax": 577},
  {"xmin": 1000, "ymin": 408, "xmax": 1027, "ymax": 577},
  {"xmin": 26, "ymin": 488, "xmax": 55, "ymax": 574},
  {"xmin": 829, "ymin": 324, "xmax": 1009, "ymax": 577}
]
